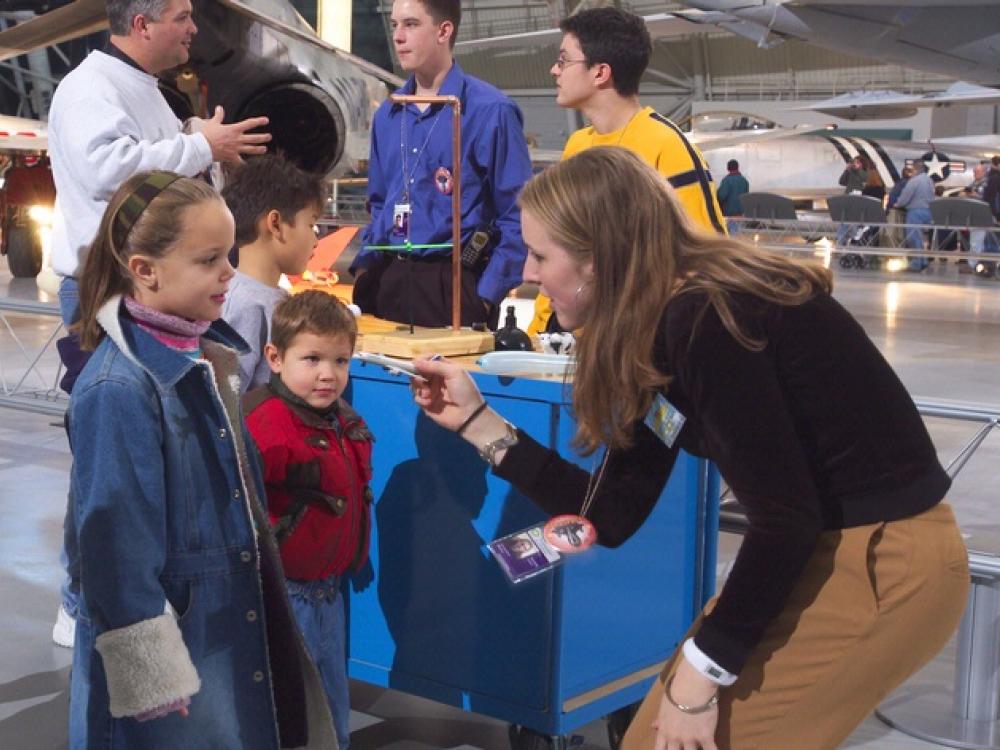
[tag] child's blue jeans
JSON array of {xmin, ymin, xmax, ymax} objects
[{"xmin": 286, "ymin": 574, "xmax": 350, "ymax": 749}]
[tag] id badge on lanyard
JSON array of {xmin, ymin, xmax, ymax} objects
[
  {"xmin": 391, "ymin": 202, "xmax": 411, "ymax": 237},
  {"xmin": 488, "ymin": 396, "xmax": 684, "ymax": 585}
]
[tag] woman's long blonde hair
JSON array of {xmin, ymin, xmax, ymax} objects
[
  {"xmin": 76, "ymin": 172, "xmax": 220, "ymax": 350},
  {"xmin": 519, "ymin": 146, "xmax": 832, "ymax": 454}
]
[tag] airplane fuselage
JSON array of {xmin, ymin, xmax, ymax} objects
[{"xmin": 702, "ymin": 133, "xmax": 977, "ymax": 201}]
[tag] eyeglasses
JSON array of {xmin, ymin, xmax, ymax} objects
[{"xmin": 554, "ymin": 56, "xmax": 587, "ymax": 71}]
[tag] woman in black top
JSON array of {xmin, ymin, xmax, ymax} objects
[{"xmin": 412, "ymin": 147, "xmax": 968, "ymax": 750}]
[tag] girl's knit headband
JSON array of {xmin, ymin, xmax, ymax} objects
[{"xmin": 113, "ymin": 171, "xmax": 184, "ymax": 248}]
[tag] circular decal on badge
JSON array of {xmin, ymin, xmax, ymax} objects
[{"xmin": 543, "ymin": 514, "xmax": 597, "ymax": 553}]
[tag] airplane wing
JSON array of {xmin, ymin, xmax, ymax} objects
[
  {"xmin": 676, "ymin": 1, "xmax": 1000, "ymax": 84},
  {"xmin": 794, "ymin": 82, "xmax": 1000, "ymax": 119},
  {"xmin": 216, "ymin": 0, "xmax": 402, "ymax": 87},
  {"xmin": 0, "ymin": 0, "xmax": 107, "ymax": 63}
]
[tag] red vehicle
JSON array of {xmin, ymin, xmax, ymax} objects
[{"xmin": 0, "ymin": 124, "xmax": 53, "ymax": 278}]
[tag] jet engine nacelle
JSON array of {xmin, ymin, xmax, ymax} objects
[{"xmin": 158, "ymin": 0, "xmax": 384, "ymax": 176}]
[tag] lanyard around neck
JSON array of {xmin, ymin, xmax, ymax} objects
[{"xmin": 400, "ymin": 103, "xmax": 444, "ymax": 205}]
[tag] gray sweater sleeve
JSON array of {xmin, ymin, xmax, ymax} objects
[{"xmin": 223, "ymin": 302, "xmax": 268, "ymax": 393}]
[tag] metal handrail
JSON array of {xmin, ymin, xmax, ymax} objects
[
  {"xmin": 0, "ymin": 298, "xmax": 66, "ymax": 416},
  {"xmin": 729, "ymin": 215, "xmax": 1000, "ymax": 261}
]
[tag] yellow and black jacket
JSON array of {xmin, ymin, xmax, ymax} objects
[{"xmin": 527, "ymin": 107, "xmax": 726, "ymax": 335}]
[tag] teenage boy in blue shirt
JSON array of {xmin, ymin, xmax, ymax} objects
[{"xmin": 351, "ymin": 0, "xmax": 532, "ymax": 329}]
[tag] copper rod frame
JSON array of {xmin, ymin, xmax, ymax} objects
[{"xmin": 389, "ymin": 94, "xmax": 462, "ymax": 331}]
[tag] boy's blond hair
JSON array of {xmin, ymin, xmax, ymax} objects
[{"xmin": 271, "ymin": 291, "xmax": 357, "ymax": 352}]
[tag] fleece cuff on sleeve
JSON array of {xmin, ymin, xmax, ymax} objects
[{"xmin": 95, "ymin": 613, "xmax": 201, "ymax": 718}]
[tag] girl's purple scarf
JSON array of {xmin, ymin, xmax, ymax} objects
[{"xmin": 123, "ymin": 296, "xmax": 210, "ymax": 354}]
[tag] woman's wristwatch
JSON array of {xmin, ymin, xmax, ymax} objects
[
  {"xmin": 682, "ymin": 637, "xmax": 738, "ymax": 686},
  {"xmin": 477, "ymin": 420, "xmax": 518, "ymax": 465}
]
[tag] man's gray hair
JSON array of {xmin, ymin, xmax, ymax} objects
[{"xmin": 106, "ymin": 0, "xmax": 171, "ymax": 36}]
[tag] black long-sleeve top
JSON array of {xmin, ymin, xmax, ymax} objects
[{"xmin": 494, "ymin": 289, "xmax": 949, "ymax": 675}]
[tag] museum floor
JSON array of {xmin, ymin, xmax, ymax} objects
[{"xmin": 2, "ymin": 255, "xmax": 998, "ymax": 749}]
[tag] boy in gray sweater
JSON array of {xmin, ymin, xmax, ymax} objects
[{"xmin": 222, "ymin": 156, "xmax": 324, "ymax": 391}]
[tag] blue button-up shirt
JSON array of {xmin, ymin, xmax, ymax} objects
[{"xmin": 354, "ymin": 63, "xmax": 532, "ymax": 304}]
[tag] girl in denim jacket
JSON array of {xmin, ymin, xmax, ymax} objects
[{"xmin": 67, "ymin": 172, "xmax": 337, "ymax": 749}]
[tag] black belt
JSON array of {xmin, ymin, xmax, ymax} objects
[{"xmin": 387, "ymin": 251, "xmax": 452, "ymax": 263}]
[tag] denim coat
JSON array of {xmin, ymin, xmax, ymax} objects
[{"xmin": 67, "ymin": 296, "xmax": 337, "ymax": 749}]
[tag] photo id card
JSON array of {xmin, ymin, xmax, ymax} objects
[
  {"xmin": 488, "ymin": 525, "xmax": 561, "ymax": 584},
  {"xmin": 391, "ymin": 202, "xmax": 411, "ymax": 237},
  {"xmin": 645, "ymin": 393, "xmax": 685, "ymax": 448}
]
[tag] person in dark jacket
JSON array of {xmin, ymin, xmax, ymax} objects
[
  {"xmin": 838, "ymin": 156, "xmax": 868, "ymax": 194},
  {"xmin": 716, "ymin": 159, "xmax": 750, "ymax": 217},
  {"xmin": 984, "ymin": 155, "xmax": 1000, "ymax": 220},
  {"xmin": 411, "ymin": 147, "xmax": 968, "ymax": 750}
]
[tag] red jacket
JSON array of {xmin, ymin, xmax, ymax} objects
[{"xmin": 244, "ymin": 386, "xmax": 374, "ymax": 580}]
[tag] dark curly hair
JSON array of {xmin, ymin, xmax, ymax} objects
[{"xmin": 560, "ymin": 8, "xmax": 651, "ymax": 97}]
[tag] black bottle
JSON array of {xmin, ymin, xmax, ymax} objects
[{"xmin": 494, "ymin": 305, "xmax": 532, "ymax": 351}]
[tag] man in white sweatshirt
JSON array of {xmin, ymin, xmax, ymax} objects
[{"xmin": 48, "ymin": 0, "xmax": 271, "ymax": 648}]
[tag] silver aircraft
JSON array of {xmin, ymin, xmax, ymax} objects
[
  {"xmin": 0, "ymin": 0, "xmax": 403, "ymax": 176},
  {"xmin": 673, "ymin": 1, "xmax": 1000, "ymax": 89}
]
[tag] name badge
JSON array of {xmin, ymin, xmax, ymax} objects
[
  {"xmin": 391, "ymin": 202, "xmax": 411, "ymax": 237},
  {"xmin": 644, "ymin": 393, "xmax": 685, "ymax": 448},
  {"xmin": 488, "ymin": 526, "xmax": 561, "ymax": 584}
]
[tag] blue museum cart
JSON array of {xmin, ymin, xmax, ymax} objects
[{"xmin": 346, "ymin": 360, "xmax": 720, "ymax": 743}]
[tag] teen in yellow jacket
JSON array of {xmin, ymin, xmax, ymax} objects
[{"xmin": 528, "ymin": 9, "xmax": 725, "ymax": 335}]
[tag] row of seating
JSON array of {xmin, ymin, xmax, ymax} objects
[{"xmin": 740, "ymin": 192, "xmax": 997, "ymax": 231}]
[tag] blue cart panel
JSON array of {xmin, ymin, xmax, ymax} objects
[{"xmin": 346, "ymin": 362, "xmax": 719, "ymax": 734}]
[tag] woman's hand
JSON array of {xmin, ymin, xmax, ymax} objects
[
  {"xmin": 412, "ymin": 357, "xmax": 512, "ymax": 457},
  {"xmin": 652, "ymin": 659, "xmax": 719, "ymax": 750},
  {"xmin": 411, "ymin": 357, "xmax": 486, "ymax": 432}
]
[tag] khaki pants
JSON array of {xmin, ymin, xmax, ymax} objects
[{"xmin": 623, "ymin": 502, "xmax": 969, "ymax": 750}]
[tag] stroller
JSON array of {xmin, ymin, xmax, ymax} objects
[
  {"xmin": 829, "ymin": 194, "xmax": 887, "ymax": 271},
  {"xmin": 840, "ymin": 223, "xmax": 883, "ymax": 270}
]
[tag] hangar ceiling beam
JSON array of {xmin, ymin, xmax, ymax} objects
[{"xmin": 644, "ymin": 66, "xmax": 693, "ymax": 92}]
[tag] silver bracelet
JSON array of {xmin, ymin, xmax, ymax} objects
[
  {"xmin": 665, "ymin": 675, "xmax": 719, "ymax": 715},
  {"xmin": 477, "ymin": 419, "xmax": 518, "ymax": 466}
]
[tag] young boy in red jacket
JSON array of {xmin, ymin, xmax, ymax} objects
[{"xmin": 243, "ymin": 290, "xmax": 373, "ymax": 750}]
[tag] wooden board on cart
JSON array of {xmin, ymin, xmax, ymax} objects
[
  {"xmin": 357, "ymin": 315, "xmax": 408, "ymax": 335},
  {"xmin": 359, "ymin": 327, "xmax": 494, "ymax": 358}
]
